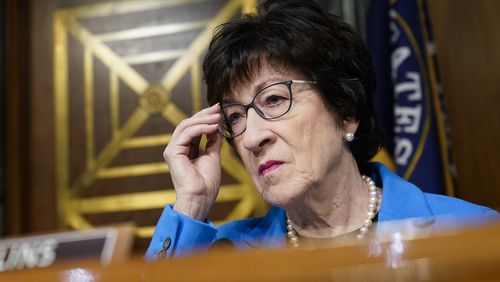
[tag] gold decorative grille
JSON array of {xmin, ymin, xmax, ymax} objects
[{"xmin": 54, "ymin": 0, "xmax": 265, "ymax": 240}]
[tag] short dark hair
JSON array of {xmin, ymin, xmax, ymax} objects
[{"xmin": 203, "ymin": 0, "xmax": 383, "ymax": 165}]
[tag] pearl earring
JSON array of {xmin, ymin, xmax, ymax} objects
[{"xmin": 344, "ymin": 132, "xmax": 354, "ymax": 142}]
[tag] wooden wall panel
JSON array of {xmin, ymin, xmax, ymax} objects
[
  {"xmin": 5, "ymin": 0, "xmax": 266, "ymax": 254},
  {"xmin": 4, "ymin": 0, "xmax": 31, "ymax": 235},
  {"xmin": 428, "ymin": 0, "xmax": 500, "ymax": 208},
  {"xmin": 28, "ymin": 0, "xmax": 57, "ymax": 232}
]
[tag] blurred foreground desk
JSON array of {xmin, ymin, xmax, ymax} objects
[{"xmin": 2, "ymin": 220, "xmax": 500, "ymax": 281}]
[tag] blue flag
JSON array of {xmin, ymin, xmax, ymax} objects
[{"xmin": 367, "ymin": 0, "xmax": 455, "ymax": 195}]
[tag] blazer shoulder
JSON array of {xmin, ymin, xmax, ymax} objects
[{"xmin": 425, "ymin": 193, "xmax": 498, "ymax": 216}]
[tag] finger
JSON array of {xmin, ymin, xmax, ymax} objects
[
  {"xmin": 191, "ymin": 103, "xmax": 221, "ymax": 120},
  {"xmin": 205, "ymin": 131, "xmax": 222, "ymax": 156},
  {"xmin": 173, "ymin": 123, "xmax": 219, "ymax": 148},
  {"xmin": 204, "ymin": 102, "xmax": 221, "ymax": 113},
  {"xmin": 185, "ymin": 103, "xmax": 221, "ymax": 122},
  {"xmin": 172, "ymin": 112, "xmax": 221, "ymax": 139},
  {"xmin": 174, "ymin": 103, "xmax": 220, "ymax": 132},
  {"xmin": 165, "ymin": 123, "xmax": 219, "ymax": 164}
]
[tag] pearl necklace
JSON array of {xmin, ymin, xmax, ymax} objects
[{"xmin": 286, "ymin": 175, "xmax": 379, "ymax": 247}]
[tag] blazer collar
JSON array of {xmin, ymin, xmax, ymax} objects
[
  {"xmin": 242, "ymin": 206, "xmax": 287, "ymax": 248},
  {"xmin": 364, "ymin": 162, "xmax": 434, "ymax": 221}
]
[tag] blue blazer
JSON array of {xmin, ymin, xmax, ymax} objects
[{"xmin": 146, "ymin": 163, "xmax": 498, "ymax": 259}]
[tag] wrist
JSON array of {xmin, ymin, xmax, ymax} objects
[{"xmin": 173, "ymin": 198, "xmax": 212, "ymax": 221}]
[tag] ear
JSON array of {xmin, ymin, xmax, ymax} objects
[{"xmin": 342, "ymin": 118, "xmax": 359, "ymax": 134}]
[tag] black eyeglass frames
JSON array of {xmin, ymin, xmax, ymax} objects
[{"xmin": 218, "ymin": 80, "xmax": 317, "ymax": 138}]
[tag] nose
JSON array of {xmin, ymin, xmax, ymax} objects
[{"xmin": 241, "ymin": 108, "xmax": 274, "ymax": 153}]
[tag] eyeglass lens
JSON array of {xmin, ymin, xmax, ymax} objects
[{"xmin": 219, "ymin": 82, "xmax": 292, "ymax": 138}]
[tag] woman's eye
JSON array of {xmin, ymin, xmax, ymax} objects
[
  {"xmin": 228, "ymin": 112, "xmax": 243, "ymax": 125},
  {"xmin": 265, "ymin": 95, "xmax": 287, "ymax": 106}
]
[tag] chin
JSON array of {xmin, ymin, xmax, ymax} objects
[{"xmin": 258, "ymin": 182, "xmax": 303, "ymax": 207}]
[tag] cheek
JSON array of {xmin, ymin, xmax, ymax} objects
[
  {"xmin": 292, "ymin": 114, "xmax": 342, "ymax": 172},
  {"xmin": 290, "ymin": 111, "xmax": 333, "ymax": 152},
  {"xmin": 234, "ymin": 145, "xmax": 259, "ymax": 177}
]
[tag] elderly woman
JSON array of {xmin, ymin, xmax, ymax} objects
[{"xmin": 146, "ymin": 0, "xmax": 497, "ymax": 259}]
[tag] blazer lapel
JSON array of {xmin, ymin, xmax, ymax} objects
[
  {"xmin": 242, "ymin": 206, "xmax": 287, "ymax": 249},
  {"xmin": 366, "ymin": 162, "xmax": 434, "ymax": 221}
]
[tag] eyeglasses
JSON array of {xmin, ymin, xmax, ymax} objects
[{"xmin": 218, "ymin": 80, "xmax": 317, "ymax": 138}]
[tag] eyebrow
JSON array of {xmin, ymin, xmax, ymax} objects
[
  {"xmin": 221, "ymin": 77, "xmax": 283, "ymax": 105},
  {"xmin": 254, "ymin": 78, "xmax": 280, "ymax": 93}
]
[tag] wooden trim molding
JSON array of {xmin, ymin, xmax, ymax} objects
[{"xmin": 4, "ymin": 0, "xmax": 31, "ymax": 235}]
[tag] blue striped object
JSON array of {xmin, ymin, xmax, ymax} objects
[{"xmin": 367, "ymin": 0, "xmax": 455, "ymax": 195}]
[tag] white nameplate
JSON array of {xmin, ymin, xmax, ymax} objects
[{"xmin": 0, "ymin": 226, "xmax": 133, "ymax": 272}]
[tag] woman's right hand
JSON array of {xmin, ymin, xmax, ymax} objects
[{"xmin": 163, "ymin": 103, "xmax": 223, "ymax": 221}]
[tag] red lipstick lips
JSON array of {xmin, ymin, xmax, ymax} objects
[{"xmin": 258, "ymin": 160, "xmax": 284, "ymax": 176}]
